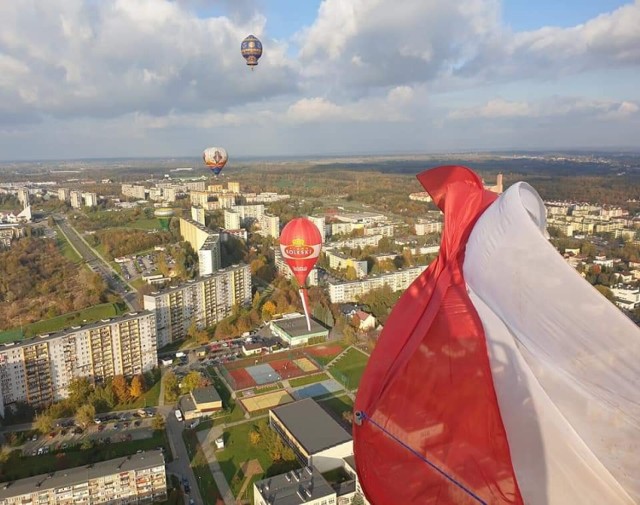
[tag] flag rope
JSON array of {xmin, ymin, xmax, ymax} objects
[{"xmin": 356, "ymin": 410, "xmax": 488, "ymax": 505}]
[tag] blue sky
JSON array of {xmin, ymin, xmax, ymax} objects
[{"xmin": 0, "ymin": 0, "xmax": 638, "ymax": 160}]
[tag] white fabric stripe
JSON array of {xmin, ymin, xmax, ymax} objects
[{"xmin": 464, "ymin": 182, "xmax": 639, "ymax": 503}]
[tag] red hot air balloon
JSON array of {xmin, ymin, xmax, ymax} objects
[{"xmin": 279, "ymin": 217, "xmax": 322, "ymax": 330}]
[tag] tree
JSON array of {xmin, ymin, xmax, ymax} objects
[
  {"xmin": 261, "ymin": 301, "xmax": 277, "ymax": 321},
  {"xmin": 163, "ymin": 371, "xmax": 180, "ymax": 403},
  {"xmin": 67, "ymin": 377, "xmax": 93, "ymax": 407},
  {"xmin": 594, "ymin": 284, "xmax": 615, "ymax": 302},
  {"xmin": 112, "ymin": 375, "xmax": 131, "ymax": 404},
  {"xmin": 182, "ymin": 371, "xmax": 207, "ymax": 393},
  {"xmin": 129, "ymin": 374, "xmax": 146, "ymax": 399},
  {"xmin": 34, "ymin": 412, "xmax": 54, "ymax": 434},
  {"xmin": 249, "ymin": 429, "xmax": 261, "ymax": 446},
  {"xmin": 75, "ymin": 404, "xmax": 96, "ymax": 428},
  {"xmin": 152, "ymin": 414, "xmax": 166, "ymax": 431}
]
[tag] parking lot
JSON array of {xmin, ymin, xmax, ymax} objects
[{"xmin": 20, "ymin": 410, "xmax": 157, "ymax": 457}]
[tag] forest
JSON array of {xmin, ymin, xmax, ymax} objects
[{"xmin": 0, "ymin": 238, "xmax": 108, "ymax": 330}]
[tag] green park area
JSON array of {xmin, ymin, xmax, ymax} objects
[
  {"xmin": 182, "ymin": 430, "xmax": 221, "ymax": 503},
  {"xmin": 0, "ymin": 302, "xmax": 127, "ymax": 343},
  {"xmin": 328, "ymin": 348, "xmax": 369, "ymax": 390},
  {"xmin": 0, "ymin": 430, "xmax": 171, "ymax": 483},
  {"xmin": 216, "ymin": 419, "xmax": 300, "ymax": 503},
  {"xmin": 288, "ymin": 373, "xmax": 330, "ymax": 388}
]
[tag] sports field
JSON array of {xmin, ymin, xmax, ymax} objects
[
  {"xmin": 328, "ymin": 347, "xmax": 369, "ymax": 390},
  {"xmin": 240, "ymin": 390, "xmax": 294, "ymax": 413}
]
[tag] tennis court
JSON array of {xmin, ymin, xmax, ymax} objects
[
  {"xmin": 240, "ymin": 390, "xmax": 294, "ymax": 413},
  {"xmin": 292, "ymin": 379, "xmax": 344, "ymax": 400},
  {"xmin": 293, "ymin": 357, "xmax": 318, "ymax": 373},
  {"xmin": 246, "ymin": 363, "xmax": 281, "ymax": 385}
]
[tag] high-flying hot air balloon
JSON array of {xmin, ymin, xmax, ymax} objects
[
  {"xmin": 279, "ymin": 217, "xmax": 322, "ymax": 331},
  {"xmin": 202, "ymin": 147, "xmax": 228, "ymax": 177},
  {"xmin": 354, "ymin": 165, "xmax": 640, "ymax": 505},
  {"xmin": 241, "ymin": 35, "xmax": 263, "ymax": 69}
]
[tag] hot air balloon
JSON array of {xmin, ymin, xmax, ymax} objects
[
  {"xmin": 202, "ymin": 147, "xmax": 228, "ymax": 177},
  {"xmin": 354, "ymin": 165, "xmax": 640, "ymax": 505},
  {"xmin": 279, "ymin": 217, "xmax": 322, "ymax": 331},
  {"xmin": 241, "ymin": 35, "xmax": 262, "ymax": 69}
]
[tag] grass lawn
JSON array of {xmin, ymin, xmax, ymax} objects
[
  {"xmin": 328, "ymin": 348, "xmax": 369, "ymax": 390},
  {"xmin": 216, "ymin": 420, "xmax": 300, "ymax": 502},
  {"xmin": 182, "ymin": 429, "xmax": 221, "ymax": 503},
  {"xmin": 0, "ymin": 303, "xmax": 127, "ymax": 343},
  {"xmin": 318, "ymin": 394, "xmax": 354, "ymax": 420},
  {"xmin": 122, "ymin": 218, "xmax": 162, "ymax": 230},
  {"xmin": 55, "ymin": 226, "xmax": 82, "ymax": 263},
  {"xmin": 288, "ymin": 373, "xmax": 330, "ymax": 388},
  {"xmin": 130, "ymin": 277, "xmax": 147, "ymax": 291},
  {"xmin": 0, "ymin": 430, "xmax": 171, "ymax": 482},
  {"xmin": 113, "ymin": 380, "xmax": 161, "ymax": 411}
]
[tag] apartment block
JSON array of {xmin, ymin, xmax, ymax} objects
[
  {"xmin": 191, "ymin": 206, "xmax": 206, "ymax": 226},
  {"xmin": 0, "ymin": 450, "xmax": 167, "ymax": 505},
  {"xmin": 121, "ymin": 184, "xmax": 147, "ymax": 200},
  {"xmin": 306, "ymin": 216, "xmax": 326, "ymax": 242},
  {"xmin": 57, "ymin": 187, "xmax": 70, "ymax": 202},
  {"xmin": 69, "ymin": 191, "xmax": 83, "ymax": 209},
  {"xmin": 179, "ymin": 217, "xmax": 221, "ymax": 275},
  {"xmin": 326, "ymin": 250, "xmax": 368, "ymax": 279},
  {"xmin": 328, "ymin": 265, "xmax": 428, "ymax": 303},
  {"xmin": 0, "ymin": 312, "xmax": 157, "ymax": 410},
  {"xmin": 83, "ymin": 192, "xmax": 98, "ymax": 207},
  {"xmin": 259, "ymin": 213, "xmax": 280, "ymax": 239},
  {"xmin": 227, "ymin": 181, "xmax": 240, "ymax": 193},
  {"xmin": 415, "ymin": 221, "xmax": 442, "ymax": 235},
  {"xmin": 144, "ymin": 264, "xmax": 251, "ymax": 347},
  {"xmin": 224, "ymin": 209, "xmax": 241, "ymax": 230}
]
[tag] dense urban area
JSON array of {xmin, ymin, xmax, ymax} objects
[{"xmin": 1, "ymin": 151, "xmax": 640, "ymax": 505}]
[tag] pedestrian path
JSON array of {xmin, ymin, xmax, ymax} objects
[{"xmin": 197, "ymin": 427, "xmax": 235, "ymax": 505}]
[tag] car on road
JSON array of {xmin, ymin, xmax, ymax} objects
[{"xmin": 182, "ymin": 479, "xmax": 190, "ymax": 494}]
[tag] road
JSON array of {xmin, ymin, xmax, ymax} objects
[
  {"xmin": 54, "ymin": 216, "xmax": 141, "ymax": 311},
  {"xmin": 164, "ymin": 408, "xmax": 205, "ymax": 505}
]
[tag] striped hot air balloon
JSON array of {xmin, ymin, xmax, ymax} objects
[
  {"xmin": 354, "ymin": 165, "xmax": 640, "ymax": 505},
  {"xmin": 202, "ymin": 147, "xmax": 228, "ymax": 177}
]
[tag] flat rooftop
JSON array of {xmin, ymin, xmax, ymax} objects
[
  {"xmin": 0, "ymin": 450, "xmax": 165, "ymax": 500},
  {"xmin": 271, "ymin": 398, "xmax": 352, "ymax": 454},
  {"xmin": 271, "ymin": 316, "xmax": 328, "ymax": 338},
  {"xmin": 254, "ymin": 466, "xmax": 334, "ymax": 505},
  {"xmin": 191, "ymin": 386, "xmax": 221, "ymax": 405}
]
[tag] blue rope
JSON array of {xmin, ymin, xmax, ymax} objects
[{"xmin": 358, "ymin": 411, "xmax": 488, "ymax": 505}]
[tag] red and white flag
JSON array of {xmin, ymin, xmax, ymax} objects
[{"xmin": 354, "ymin": 165, "xmax": 639, "ymax": 505}]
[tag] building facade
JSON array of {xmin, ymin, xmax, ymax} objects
[
  {"xmin": 179, "ymin": 218, "xmax": 221, "ymax": 275},
  {"xmin": 0, "ymin": 450, "xmax": 166, "ymax": 505},
  {"xmin": 0, "ymin": 312, "xmax": 157, "ymax": 410},
  {"xmin": 143, "ymin": 264, "xmax": 251, "ymax": 347},
  {"xmin": 69, "ymin": 191, "xmax": 83, "ymax": 209},
  {"xmin": 328, "ymin": 265, "xmax": 428, "ymax": 303}
]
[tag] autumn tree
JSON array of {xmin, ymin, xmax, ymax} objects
[
  {"xmin": 34, "ymin": 412, "xmax": 54, "ymax": 434},
  {"xmin": 261, "ymin": 301, "xmax": 277, "ymax": 321},
  {"xmin": 112, "ymin": 375, "xmax": 131, "ymax": 404},
  {"xmin": 75, "ymin": 404, "xmax": 96, "ymax": 428},
  {"xmin": 130, "ymin": 374, "xmax": 146, "ymax": 398},
  {"xmin": 68, "ymin": 377, "xmax": 93, "ymax": 407},
  {"xmin": 163, "ymin": 371, "xmax": 180, "ymax": 402},
  {"xmin": 152, "ymin": 414, "xmax": 166, "ymax": 431},
  {"xmin": 182, "ymin": 371, "xmax": 207, "ymax": 393},
  {"xmin": 249, "ymin": 429, "xmax": 261, "ymax": 446}
]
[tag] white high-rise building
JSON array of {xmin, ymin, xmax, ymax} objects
[
  {"xmin": 0, "ymin": 312, "xmax": 157, "ymax": 409},
  {"xmin": 70, "ymin": 191, "xmax": 83, "ymax": 209},
  {"xmin": 144, "ymin": 264, "xmax": 251, "ymax": 346},
  {"xmin": 307, "ymin": 215, "xmax": 326, "ymax": 242},
  {"xmin": 83, "ymin": 192, "xmax": 98, "ymax": 207},
  {"xmin": 224, "ymin": 209, "xmax": 241, "ymax": 230},
  {"xmin": 17, "ymin": 188, "xmax": 29, "ymax": 207},
  {"xmin": 259, "ymin": 213, "xmax": 280, "ymax": 239},
  {"xmin": 191, "ymin": 206, "xmax": 206, "ymax": 226},
  {"xmin": 57, "ymin": 187, "xmax": 70, "ymax": 202}
]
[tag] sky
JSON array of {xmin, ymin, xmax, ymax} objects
[{"xmin": 0, "ymin": 0, "xmax": 639, "ymax": 160}]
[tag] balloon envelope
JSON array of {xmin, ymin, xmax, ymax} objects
[
  {"xmin": 279, "ymin": 217, "xmax": 322, "ymax": 287},
  {"xmin": 202, "ymin": 147, "xmax": 228, "ymax": 176},
  {"xmin": 241, "ymin": 35, "xmax": 263, "ymax": 67}
]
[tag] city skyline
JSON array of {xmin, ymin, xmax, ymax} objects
[{"xmin": 0, "ymin": 0, "xmax": 639, "ymax": 160}]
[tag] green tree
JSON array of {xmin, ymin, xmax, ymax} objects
[
  {"xmin": 67, "ymin": 377, "xmax": 93, "ymax": 407},
  {"xmin": 34, "ymin": 412, "xmax": 54, "ymax": 434},
  {"xmin": 75, "ymin": 404, "xmax": 96, "ymax": 428},
  {"xmin": 594, "ymin": 284, "xmax": 614, "ymax": 302},
  {"xmin": 163, "ymin": 371, "xmax": 180, "ymax": 402},
  {"xmin": 182, "ymin": 371, "xmax": 206, "ymax": 393}
]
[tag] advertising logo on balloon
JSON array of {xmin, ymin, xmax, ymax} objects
[{"xmin": 283, "ymin": 238, "xmax": 314, "ymax": 258}]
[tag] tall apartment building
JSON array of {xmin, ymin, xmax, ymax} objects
[
  {"xmin": 69, "ymin": 191, "xmax": 83, "ymax": 209},
  {"xmin": 224, "ymin": 209, "xmax": 241, "ymax": 230},
  {"xmin": 0, "ymin": 450, "xmax": 167, "ymax": 505},
  {"xmin": 191, "ymin": 206, "xmax": 206, "ymax": 226},
  {"xmin": 0, "ymin": 312, "xmax": 157, "ymax": 411},
  {"xmin": 259, "ymin": 213, "xmax": 280, "ymax": 239},
  {"xmin": 179, "ymin": 218, "xmax": 221, "ymax": 275},
  {"xmin": 328, "ymin": 265, "xmax": 427, "ymax": 303},
  {"xmin": 326, "ymin": 250, "xmax": 368, "ymax": 278},
  {"xmin": 235, "ymin": 204, "xmax": 265, "ymax": 226},
  {"xmin": 57, "ymin": 187, "xmax": 70, "ymax": 202},
  {"xmin": 16, "ymin": 188, "xmax": 29, "ymax": 207},
  {"xmin": 307, "ymin": 215, "xmax": 326, "ymax": 242},
  {"xmin": 143, "ymin": 264, "xmax": 251, "ymax": 347},
  {"xmin": 121, "ymin": 184, "xmax": 147, "ymax": 200},
  {"xmin": 163, "ymin": 187, "xmax": 177, "ymax": 203},
  {"xmin": 184, "ymin": 181, "xmax": 206, "ymax": 192},
  {"xmin": 83, "ymin": 192, "xmax": 98, "ymax": 207},
  {"xmin": 227, "ymin": 181, "xmax": 240, "ymax": 193}
]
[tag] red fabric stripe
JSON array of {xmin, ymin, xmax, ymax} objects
[{"xmin": 354, "ymin": 166, "xmax": 523, "ymax": 505}]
